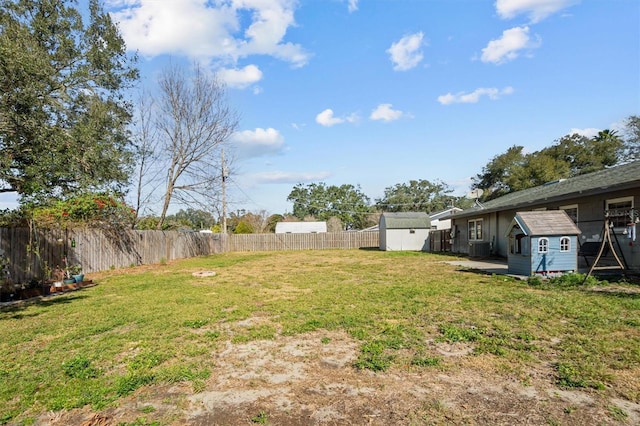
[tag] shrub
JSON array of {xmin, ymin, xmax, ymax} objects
[
  {"xmin": 234, "ymin": 221, "xmax": 254, "ymax": 234},
  {"xmin": 27, "ymin": 192, "xmax": 135, "ymax": 229}
]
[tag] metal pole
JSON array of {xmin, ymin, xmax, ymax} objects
[{"xmin": 221, "ymin": 149, "xmax": 227, "ymax": 234}]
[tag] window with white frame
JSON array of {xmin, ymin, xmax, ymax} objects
[
  {"xmin": 538, "ymin": 238, "xmax": 549, "ymax": 253},
  {"xmin": 606, "ymin": 196, "xmax": 634, "ymax": 231},
  {"xmin": 560, "ymin": 237, "xmax": 570, "ymax": 252},
  {"xmin": 560, "ymin": 204, "xmax": 578, "ymax": 224},
  {"xmin": 468, "ymin": 219, "xmax": 483, "ymax": 241}
]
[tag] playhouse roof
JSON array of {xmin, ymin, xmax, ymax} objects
[{"xmin": 507, "ymin": 210, "xmax": 581, "ymax": 237}]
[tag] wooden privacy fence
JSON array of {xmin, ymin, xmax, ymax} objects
[
  {"xmin": 228, "ymin": 231, "xmax": 379, "ymax": 252},
  {"xmin": 0, "ymin": 228, "xmax": 379, "ymax": 283}
]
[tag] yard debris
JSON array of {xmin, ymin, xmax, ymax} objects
[{"xmin": 191, "ymin": 271, "xmax": 217, "ymax": 277}]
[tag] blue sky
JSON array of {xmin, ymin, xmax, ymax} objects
[{"xmin": 2, "ymin": 0, "xmax": 639, "ymax": 215}]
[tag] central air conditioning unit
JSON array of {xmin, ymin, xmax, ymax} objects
[{"xmin": 469, "ymin": 241, "xmax": 491, "ymax": 258}]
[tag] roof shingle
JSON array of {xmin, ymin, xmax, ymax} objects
[
  {"xmin": 510, "ymin": 210, "xmax": 581, "ymax": 236},
  {"xmin": 456, "ymin": 161, "xmax": 640, "ymax": 218}
]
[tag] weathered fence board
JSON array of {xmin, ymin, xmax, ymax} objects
[
  {"xmin": 227, "ymin": 231, "xmax": 379, "ymax": 252},
  {"xmin": 0, "ymin": 229, "xmax": 379, "ymax": 283}
]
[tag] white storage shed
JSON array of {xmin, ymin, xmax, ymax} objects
[{"xmin": 379, "ymin": 212, "xmax": 431, "ymax": 251}]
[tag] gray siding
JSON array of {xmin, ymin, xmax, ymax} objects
[
  {"xmin": 452, "ymin": 188, "xmax": 640, "ymax": 272},
  {"xmin": 508, "ymin": 253, "xmax": 530, "ymax": 276}
]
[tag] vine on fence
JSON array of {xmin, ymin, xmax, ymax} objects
[
  {"xmin": 0, "ymin": 192, "xmax": 136, "ymax": 287},
  {"xmin": 29, "ymin": 193, "xmax": 135, "ymax": 229},
  {"xmin": 0, "ymin": 193, "xmax": 135, "ymax": 229}
]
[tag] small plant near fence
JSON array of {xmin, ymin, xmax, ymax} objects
[{"xmin": 0, "ymin": 249, "xmax": 12, "ymax": 299}]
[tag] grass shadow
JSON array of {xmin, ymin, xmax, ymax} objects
[
  {"xmin": 585, "ymin": 287, "xmax": 640, "ymax": 299},
  {"xmin": 0, "ymin": 293, "xmax": 90, "ymax": 317}
]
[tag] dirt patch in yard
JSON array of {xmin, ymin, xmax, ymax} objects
[{"xmin": 39, "ymin": 328, "xmax": 638, "ymax": 425}]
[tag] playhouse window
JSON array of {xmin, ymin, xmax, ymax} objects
[
  {"xmin": 560, "ymin": 237, "xmax": 570, "ymax": 252},
  {"xmin": 538, "ymin": 238, "xmax": 549, "ymax": 253},
  {"xmin": 468, "ymin": 219, "xmax": 483, "ymax": 241}
]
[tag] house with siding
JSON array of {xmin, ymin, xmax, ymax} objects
[
  {"xmin": 429, "ymin": 207, "xmax": 463, "ymax": 230},
  {"xmin": 450, "ymin": 160, "xmax": 640, "ymax": 271}
]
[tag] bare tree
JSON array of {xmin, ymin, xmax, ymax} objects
[
  {"xmin": 154, "ymin": 63, "xmax": 239, "ymax": 229},
  {"xmin": 131, "ymin": 90, "xmax": 163, "ymax": 226},
  {"xmin": 241, "ymin": 210, "xmax": 270, "ymax": 233}
]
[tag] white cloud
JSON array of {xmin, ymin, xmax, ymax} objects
[
  {"xmin": 480, "ymin": 26, "xmax": 540, "ymax": 64},
  {"xmin": 387, "ymin": 32, "xmax": 425, "ymax": 71},
  {"xmin": 369, "ymin": 104, "xmax": 404, "ymax": 122},
  {"xmin": 495, "ymin": 0, "xmax": 579, "ymax": 23},
  {"xmin": 231, "ymin": 127, "xmax": 285, "ymax": 159},
  {"xmin": 110, "ymin": 0, "xmax": 309, "ymax": 68},
  {"xmin": 316, "ymin": 109, "xmax": 343, "ymax": 127},
  {"xmin": 250, "ymin": 171, "xmax": 332, "ymax": 184},
  {"xmin": 315, "ymin": 109, "xmax": 358, "ymax": 127},
  {"xmin": 437, "ymin": 87, "xmax": 514, "ymax": 105},
  {"xmin": 347, "ymin": 0, "xmax": 358, "ymax": 12},
  {"xmin": 569, "ymin": 127, "xmax": 600, "ymax": 138},
  {"xmin": 218, "ymin": 64, "xmax": 263, "ymax": 89}
]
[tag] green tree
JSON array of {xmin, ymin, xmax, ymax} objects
[
  {"xmin": 234, "ymin": 221, "xmax": 254, "ymax": 234},
  {"xmin": 287, "ymin": 183, "xmax": 371, "ymax": 230},
  {"xmin": 173, "ymin": 208, "xmax": 216, "ymax": 230},
  {"xmin": 473, "ymin": 131, "xmax": 624, "ymax": 200},
  {"xmin": 134, "ymin": 216, "xmax": 161, "ymax": 230},
  {"xmin": 375, "ymin": 179, "xmax": 459, "ymax": 212},
  {"xmin": 0, "ymin": 0, "xmax": 139, "ymax": 202},
  {"xmin": 266, "ymin": 214, "xmax": 284, "ymax": 233},
  {"xmin": 542, "ymin": 132, "xmax": 621, "ymax": 176},
  {"xmin": 472, "ymin": 146, "xmax": 527, "ymax": 200}
]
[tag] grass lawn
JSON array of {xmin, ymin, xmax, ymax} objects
[{"xmin": 1, "ymin": 250, "xmax": 639, "ymax": 425}]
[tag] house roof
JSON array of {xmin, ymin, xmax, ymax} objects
[
  {"xmin": 380, "ymin": 212, "xmax": 431, "ymax": 229},
  {"xmin": 507, "ymin": 210, "xmax": 581, "ymax": 237},
  {"xmin": 454, "ymin": 161, "xmax": 640, "ymax": 219},
  {"xmin": 429, "ymin": 207, "xmax": 463, "ymax": 221},
  {"xmin": 275, "ymin": 221, "xmax": 327, "ymax": 233}
]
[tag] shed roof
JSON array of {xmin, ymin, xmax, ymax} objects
[
  {"xmin": 507, "ymin": 210, "xmax": 581, "ymax": 237},
  {"xmin": 380, "ymin": 212, "xmax": 430, "ymax": 229},
  {"xmin": 455, "ymin": 161, "xmax": 640, "ymax": 219}
]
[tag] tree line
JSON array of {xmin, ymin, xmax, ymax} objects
[
  {"xmin": 472, "ymin": 126, "xmax": 638, "ymax": 201},
  {"xmin": 0, "ymin": 0, "xmax": 638, "ymax": 232}
]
